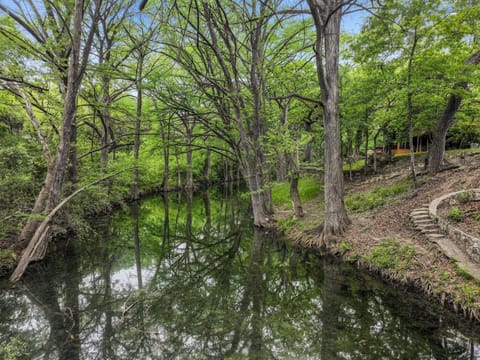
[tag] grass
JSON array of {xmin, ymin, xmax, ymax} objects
[
  {"xmin": 346, "ymin": 179, "xmax": 412, "ymax": 212},
  {"xmin": 343, "ymin": 159, "xmax": 365, "ymax": 172},
  {"xmin": 0, "ymin": 249, "xmax": 16, "ymax": 268},
  {"xmin": 277, "ymin": 215, "xmax": 297, "ymax": 232},
  {"xmin": 271, "ymin": 177, "xmax": 322, "ymax": 207},
  {"xmin": 445, "ymin": 148, "xmax": 480, "ymax": 156},
  {"xmin": 362, "ymin": 238, "xmax": 417, "ymax": 271}
]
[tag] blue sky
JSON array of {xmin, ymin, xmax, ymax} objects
[{"xmin": 342, "ymin": 8, "xmax": 369, "ymax": 34}]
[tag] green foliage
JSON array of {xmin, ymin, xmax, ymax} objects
[
  {"xmin": 457, "ymin": 190, "xmax": 475, "ymax": 204},
  {"xmin": 0, "ymin": 249, "xmax": 16, "ymax": 268},
  {"xmin": 438, "ymin": 270, "xmax": 450, "ymax": 286},
  {"xmin": 454, "ymin": 283, "xmax": 480, "ymax": 305},
  {"xmin": 0, "ymin": 336, "xmax": 30, "ymax": 360},
  {"xmin": 343, "ymin": 159, "xmax": 364, "ymax": 172},
  {"xmin": 277, "ymin": 215, "xmax": 296, "ymax": 232},
  {"xmin": 363, "ymin": 239, "xmax": 417, "ymax": 271},
  {"xmin": 447, "ymin": 207, "xmax": 463, "ymax": 222},
  {"xmin": 447, "ymin": 119, "xmax": 480, "ymax": 149},
  {"xmin": 271, "ymin": 177, "xmax": 322, "ymax": 208},
  {"xmin": 346, "ymin": 180, "xmax": 411, "ymax": 212},
  {"xmin": 468, "ymin": 211, "xmax": 480, "ymax": 222},
  {"xmin": 340, "ymin": 241, "xmax": 351, "ymax": 252}
]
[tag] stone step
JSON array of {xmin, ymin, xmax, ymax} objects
[
  {"xmin": 414, "ymin": 219, "xmax": 434, "ymax": 224},
  {"xmin": 411, "ymin": 211, "xmax": 429, "ymax": 216},
  {"xmin": 416, "ymin": 224, "xmax": 437, "ymax": 230},
  {"xmin": 421, "ymin": 228, "xmax": 442, "ymax": 235},
  {"xmin": 428, "ymin": 233, "xmax": 446, "ymax": 240},
  {"xmin": 411, "ymin": 209, "xmax": 429, "ymax": 215},
  {"xmin": 412, "ymin": 215, "xmax": 431, "ymax": 221}
]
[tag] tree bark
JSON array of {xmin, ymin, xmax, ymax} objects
[
  {"xmin": 202, "ymin": 148, "xmax": 211, "ymax": 185},
  {"xmin": 290, "ymin": 173, "xmax": 304, "ymax": 218},
  {"xmin": 428, "ymin": 50, "xmax": 480, "ymax": 174},
  {"xmin": 406, "ymin": 29, "xmax": 419, "ymax": 186},
  {"xmin": 363, "ymin": 125, "xmax": 369, "ymax": 179},
  {"xmin": 131, "ymin": 53, "xmax": 144, "ymax": 200},
  {"xmin": 308, "ymin": 0, "xmax": 350, "ymax": 244},
  {"xmin": 185, "ymin": 126, "xmax": 194, "ymax": 190}
]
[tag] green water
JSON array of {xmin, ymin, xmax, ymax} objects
[{"xmin": 0, "ymin": 190, "xmax": 479, "ymax": 359}]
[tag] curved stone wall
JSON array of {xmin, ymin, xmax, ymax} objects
[{"xmin": 429, "ymin": 189, "xmax": 480, "ymax": 264}]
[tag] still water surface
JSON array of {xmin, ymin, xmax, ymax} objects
[{"xmin": 1, "ymin": 190, "xmax": 479, "ymax": 359}]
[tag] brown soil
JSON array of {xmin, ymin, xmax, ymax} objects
[{"xmin": 281, "ymin": 152, "xmax": 480, "ymax": 321}]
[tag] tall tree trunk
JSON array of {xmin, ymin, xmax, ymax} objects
[
  {"xmin": 303, "ymin": 118, "xmax": 315, "ymax": 163},
  {"xmin": 276, "ymin": 150, "xmax": 288, "ymax": 182},
  {"xmin": 308, "ymin": 0, "xmax": 350, "ymax": 244},
  {"xmin": 406, "ymin": 30, "xmax": 418, "ymax": 186},
  {"xmin": 373, "ymin": 129, "xmax": 380, "ymax": 173},
  {"xmin": 290, "ymin": 173, "xmax": 304, "ymax": 218},
  {"xmin": 203, "ymin": 148, "xmax": 211, "ymax": 185},
  {"xmin": 353, "ymin": 127, "xmax": 363, "ymax": 160},
  {"xmin": 159, "ymin": 112, "xmax": 171, "ymax": 192},
  {"xmin": 185, "ymin": 127, "xmax": 194, "ymax": 190},
  {"xmin": 363, "ymin": 125, "xmax": 369, "ymax": 179},
  {"xmin": 408, "ymin": 89, "xmax": 417, "ymax": 185},
  {"xmin": 67, "ymin": 122, "xmax": 78, "ymax": 189},
  {"xmin": 131, "ymin": 53, "xmax": 144, "ymax": 200},
  {"xmin": 100, "ymin": 74, "xmax": 111, "ymax": 170},
  {"xmin": 429, "ymin": 50, "xmax": 480, "ymax": 173}
]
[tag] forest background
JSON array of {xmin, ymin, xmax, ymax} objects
[{"xmin": 0, "ymin": 0, "xmax": 479, "ymax": 275}]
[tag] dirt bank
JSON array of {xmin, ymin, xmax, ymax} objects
[{"xmin": 282, "ymin": 152, "xmax": 480, "ymax": 321}]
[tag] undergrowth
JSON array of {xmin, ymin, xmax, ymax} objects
[
  {"xmin": 361, "ymin": 238, "xmax": 417, "ymax": 271},
  {"xmin": 272, "ymin": 177, "xmax": 322, "ymax": 208},
  {"xmin": 346, "ymin": 179, "xmax": 412, "ymax": 212}
]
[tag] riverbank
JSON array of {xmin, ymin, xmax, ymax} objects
[
  {"xmin": 2, "ymin": 152, "xmax": 480, "ymax": 322},
  {"xmin": 279, "ymin": 152, "xmax": 480, "ymax": 321}
]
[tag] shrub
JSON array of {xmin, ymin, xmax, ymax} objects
[
  {"xmin": 447, "ymin": 207, "xmax": 463, "ymax": 222},
  {"xmin": 457, "ymin": 190, "xmax": 475, "ymax": 204}
]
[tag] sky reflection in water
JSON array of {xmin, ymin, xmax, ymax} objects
[{"xmin": 0, "ymin": 190, "xmax": 479, "ymax": 359}]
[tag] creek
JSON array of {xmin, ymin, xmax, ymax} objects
[{"xmin": 0, "ymin": 189, "xmax": 479, "ymax": 359}]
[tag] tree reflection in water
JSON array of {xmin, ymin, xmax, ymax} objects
[{"xmin": 0, "ymin": 189, "xmax": 479, "ymax": 359}]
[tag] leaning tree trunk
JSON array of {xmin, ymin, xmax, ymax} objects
[
  {"xmin": 428, "ymin": 50, "xmax": 480, "ymax": 174},
  {"xmin": 428, "ymin": 95, "xmax": 460, "ymax": 174},
  {"xmin": 308, "ymin": 0, "xmax": 350, "ymax": 245}
]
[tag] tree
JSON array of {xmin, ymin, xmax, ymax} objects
[
  {"xmin": 428, "ymin": 50, "xmax": 480, "ymax": 173},
  {"xmin": 86, "ymin": 0, "xmax": 137, "ymax": 171},
  {"xmin": 160, "ymin": 0, "xmax": 295, "ymax": 226},
  {"xmin": 307, "ymin": 0, "xmax": 350, "ymax": 244},
  {"xmin": 0, "ymin": 0, "xmax": 103, "ymax": 261}
]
